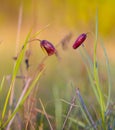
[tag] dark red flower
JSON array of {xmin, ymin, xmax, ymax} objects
[
  {"xmin": 72, "ymin": 33, "xmax": 87, "ymax": 49},
  {"xmin": 40, "ymin": 40, "xmax": 57, "ymax": 56}
]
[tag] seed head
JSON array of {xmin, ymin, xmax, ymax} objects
[
  {"xmin": 72, "ymin": 33, "xmax": 87, "ymax": 49},
  {"xmin": 40, "ymin": 40, "xmax": 57, "ymax": 56},
  {"xmin": 61, "ymin": 32, "xmax": 72, "ymax": 50}
]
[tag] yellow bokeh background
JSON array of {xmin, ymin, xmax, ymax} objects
[{"xmin": 0, "ymin": 0, "xmax": 115, "ymax": 95}]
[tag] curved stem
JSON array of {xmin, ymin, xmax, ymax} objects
[{"xmin": 28, "ymin": 38, "xmax": 41, "ymax": 43}]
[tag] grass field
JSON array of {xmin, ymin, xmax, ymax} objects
[{"xmin": 0, "ymin": 0, "xmax": 115, "ymax": 130}]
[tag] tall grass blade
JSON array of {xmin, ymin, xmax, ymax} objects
[
  {"xmin": 39, "ymin": 98, "xmax": 54, "ymax": 130},
  {"xmin": 76, "ymin": 88, "xmax": 96, "ymax": 129},
  {"xmin": 1, "ymin": 30, "xmax": 31, "ymax": 124},
  {"xmin": 2, "ymin": 68, "xmax": 44, "ymax": 129},
  {"xmin": 6, "ymin": 78, "xmax": 32, "ymax": 129},
  {"xmin": 79, "ymin": 49, "xmax": 100, "ymax": 103},
  {"xmin": 93, "ymin": 11, "xmax": 106, "ymax": 129},
  {"xmin": 15, "ymin": 2, "xmax": 23, "ymax": 56},
  {"xmin": 62, "ymin": 95, "xmax": 76, "ymax": 129},
  {"xmin": 53, "ymin": 87, "xmax": 62, "ymax": 130},
  {"xmin": 66, "ymin": 116, "xmax": 86, "ymax": 128},
  {"xmin": 0, "ymin": 76, "xmax": 5, "ymax": 94},
  {"xmin": 31, "ymin": 24, "xmax": 50, "ymax": 39},
  {"xmin": 80, "ymin": 47, "xmax": 93, "ymax": 73},
  {"xmin": 100, "ymin": 40, "xmax": 112, "ymax": 110}
]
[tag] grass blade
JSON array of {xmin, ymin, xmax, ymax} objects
[
  {"xmin": 79, "ymin": 48, "xmax": 100, "ymax": 103},
  {"xmin": 39, "ymin": 98, "xmax": 54, "ymax": 130},
  {"xmin": 53, "ymin": 87, "xmax": 62, "ymax": 130},
  {"xmin": 62, "ymin": 95, "xmax": 76, "ymax": 129},
  {"xmin": 66, "ymin": 116, "xmax": 86, "ymax": 128},
  {"xmin": 2, "ymin": 68, "xmax": 44, "ymax": 129},
  {"xmin": 100, "ymin": 40, "xmax": 112, "ymax": 110},
  {"xmin": 76, "ymin": 88, "xmax": 96, "ymax": 130},
  {"xmin": 93, "ymin": 11, "xmax": 106, "ymax": 129},
  {"xmin": 0, "ymin": 76, "xmax": 5, "ymax": 94},
  {"xmin": 31, "ymin": 24, "xmax": 50, "ymax": 39},
  {"xmin": 1, "ymin": 30, "xmax": 31, "ymax": 124}
]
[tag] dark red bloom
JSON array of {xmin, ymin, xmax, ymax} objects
[
  {"xmin": 72, "ymin": 33, "xmax": 87, "ymax": 49},
  {"xmin": 40, "ymin": 40, "xmax": 57, "ymax": 56}
]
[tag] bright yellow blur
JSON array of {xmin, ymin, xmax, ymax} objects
[{"xmin": 0, "ymin": 0, "xmax": 115, "ymax": 77}]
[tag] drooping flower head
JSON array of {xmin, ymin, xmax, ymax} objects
[
  {"xmin": 72, "ymin": 33, "xmax": 87, "ymax": 49},
  {"xmin": 40, "ymin": 40, "xmax": 57, "ymax": 56},
  {"xmin": 28, "ymin": 38, "xmax": 57, "ymax": 56}
]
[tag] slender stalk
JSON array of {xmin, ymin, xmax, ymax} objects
[
  {"xmin": 100, "ymin": 41, "xmax": 112, "ymax": 110},
  {"xmin": 31, "ymin": 24, "xmax": 50, "ymax": 38},
  {"xmin": 7, "ymin": 5, "xmax": 23, "ymax": 130},
  {"xmin": 0, "ymin": 76, "xmax": 5, "ymax": 94},
  {"xmin": 6, "ymin": 78, "xmax": 32, "ymax": 129},
  {"xmin": 28, "ymin": 38, "xmax": 41, "ymax": 43},
  {"xmin": 93, "ymin": 11, "xmax": 106, "ymax": 129},
  {"xmin": 62, "ymin": 95, "xmax": 76, "ymax": 130},
  {"xmin": 39, "ymin": 98, "xmax": 54, "ymax": 130},
  {"xmin": 1, "ymin": 30, "xmax": 32, "ymax": 129},
  {"xmin": 15, "ymin": 3, "xmax": 23, "ymax": 56},
  {"xmin": 76, "ymin": 88, "xmax": 97, "ymax": 130}
]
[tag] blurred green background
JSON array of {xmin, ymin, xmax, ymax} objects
[{"xmin": 0, "ymin": 0, "xmax": 115, "ymax": 101}]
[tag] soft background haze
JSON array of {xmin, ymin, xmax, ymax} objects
[{"xmin": 0, "ymin": 0, "xmax": 115, "ymax": 102}]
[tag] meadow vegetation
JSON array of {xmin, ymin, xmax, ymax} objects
[{"xmin": 0, "ymin": 0, "xmax": 115, "ymax": 130}]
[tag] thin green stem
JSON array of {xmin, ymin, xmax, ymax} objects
[
  {"xmin": 93, "ymin": 11, "xmax": 106, "ymax": 129},
  {"xmin": 1, "ymin": 30, "xmax": 31, "ymax": 127}
]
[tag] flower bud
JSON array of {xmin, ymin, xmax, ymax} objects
[
  {"xmin": 40, "ymin": 40, "xmax": 57, "ymax": 56},
  {"xmin": 72, "ymin": 33, "xmax": 87, "ymax": 49}
]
